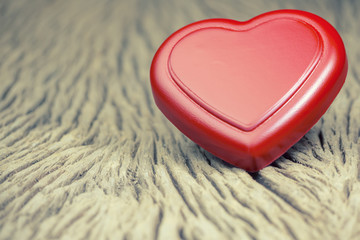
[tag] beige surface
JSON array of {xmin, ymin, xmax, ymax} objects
[{"xmin": 0, "ymin": 0, "xmax": 359, "ymax": 239}]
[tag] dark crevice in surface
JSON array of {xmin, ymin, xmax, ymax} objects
[
  {"xmin": 4, "ymin": 113, "xmax": 22, "ymax": 126},
  {"xmin": 26, "ymin": 93, "xmax": 47, "ymax": 115},
  {"xmin": 280, "ymin": 218, "xmax": 298, "ymax": 240},
  {"xmin": 69, "ymin": 162, "xmax": 96, "ymax": 183},
  {"xmin": 73, "ymin": 77, "xmax": 90, "ymax": 127},
  {"xmin": 142, "ymin": 83, "xmax": 155, "ymax": 116},
  {"xmin": 18, "ymin": 186, "xmax": 45, "ymax": 212},
  {"xmin": 257, "ymin": 208, "xmax": 274, "ymax": 224},
  {"xmin": 311, "ymin": 149, "xmax": 324, "ymax": 161},
  {"xmin": 24, "ymin": 119, "xmax": 41, "ymax": 135},
  {"xmin": 248, "ymin": 171, "xmax": 260, "ymax": 181},
  {"xmin": 204, "ymin": 155, "xmax": 211, "ymax": 166},
  {"xmin": 0, "ymin": 195, "xmax": 15, "ymax": 212},
  {"xmin": 117, "ymin": 34, "xmax": 129, "ymax": 76},
  {"xmin": 191, "ymin": 189, "xmax": 224, "ymax": 233},
  {"xmin": 56, "ymin": 126, "xmax": 72, "ymax": 141},
  {"xmin": 0, "ymin": 95, "xmax": 16, "ymax": 112},
  {"xmin": 65, "ymin": 65, "xmax": 83, "ymax": 93},
  {"xmin": 276, "ymin": 170, "xmax": 299, "ymax": 183},
  {"xmin": 43, "ymin": 70, "xmax": 58, "ymax": 84},
  {"xmin": 121, "ymin": 84, "xmax": 130, "ymax": 103},
  {"xmin": 178, "ymin": 227, "xmax": 185, "ymax": 240},
  {"xmin": 153, "ymin": 208, "xmax": 163, "ymax": 240},
  {"xmin": 81, "ymin": 132, "xmax": 98, "ymax": 146},
  {"xmin": 178, "ymin": 145, "xmax": 197, "ymax": 179},
  {"xmin": 56, "ymin": 90, "xmax": 75, "ymax": 125},
  {"xmin": 339, "ymin": 136, "xmax": 346, "ymax": 164},
  {"xmin": 0, "ymin": 171, "xmax": 15, "ymax": 185},
  {"xmin": 1, "ymin": 117, "xmax": 29, "ymax": 142},
  {"xmin": 341, "ymin": 150, "xmax": 346, "ymax": 165},
  {"xmin": 283, "ymin": 150, "xmax": 322, "ymax": 172},
  {"xmin": 331, "ymin": 127, "xmax": 336, "ymax": 135},
  {"xmin": 346, "ymin": 99, "xmax": 354, "ymax": 136},
  {"xmin": 0, "ymin": 153, "xmax": 52, "ymax": 185},
  {"xmin": 269, "ymin": 160, "xmax": 282, "ymax": 169},
  {"xmin": 112, "ymin": 100, "xmax": 123, "ymax": 131},
  {"xmin": 131, "ymin": 141, "xmax": 140, "ymax": 159},
  {"xmin": 195, "ymin": 145, "xmax": 212, "ymax": 166},
  {"xmin": 165, "ymin": 163, "xmax": 198, "ymax": 217},
  {"xmin": 1, "ymin": 69, "xmax": 21, "ymax": 101},
  {"xmin": 133, "ymin": 180, "xmax": 141, "ymax": 202},
  {"xmin": 6, "ymin": 124, "xmax": 36, "ymax": 147},
  {"xmin": 252, "ymin": 175, "xmax": 311, "ymax": 219},
  {"xmin": 153, "ymin": 140, "xmax": 158, "ymax": 165},
  {"xmin": 203, "ymin": 173, "xmax": 226, "ymax": 199},
  {"xmin": 327, "ymin": 141, "xmax": 334, "ymax": 154},
  {"xmin": 318, "ymin": 130, "xmax": 325, "ymax": 151},
  {"xmin": 282, "ymin": 152, "xmax": 296, "ymax": 162},
  {"xmin": 225, "ymin": 183, "xmax": 253, "ymax": 211},
  {"xmin": 218, "ymin": 201, "xmax": 258, "ymax": 231}
]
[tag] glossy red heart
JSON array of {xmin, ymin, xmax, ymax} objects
[{"xmin": 150, "ymin": 10, "xmax": 347, "ymax": 171}]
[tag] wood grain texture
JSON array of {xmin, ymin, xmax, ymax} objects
[{"xmin": 0, "ymin": 0, "xmax": 359, "ymax": 239}]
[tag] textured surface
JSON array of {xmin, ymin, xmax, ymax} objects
[{"xmin": 0, "ymin": 0, "xmax": 359, "ymax": 239}]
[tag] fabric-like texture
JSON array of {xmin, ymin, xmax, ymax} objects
[{"xmin": 0, "ymin": 0, "xmax": 359, "ymax": 239}]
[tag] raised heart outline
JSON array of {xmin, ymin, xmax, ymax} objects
[{"xmin": 168, "ymin": 18, "xmax": 324, "ymax": 131}]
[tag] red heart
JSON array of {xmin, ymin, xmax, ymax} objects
[{"xmin": 150, "ymin": 10, "xmax": 347, "ymax": 171}]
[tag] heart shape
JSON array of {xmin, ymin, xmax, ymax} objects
[
  {"xmin": 169, "ymin": 18, "xmax": 322, "ymax": 131},
  {"xmin": 150, "ymin": 10, "xmax": 347, "ymax": 171}
]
